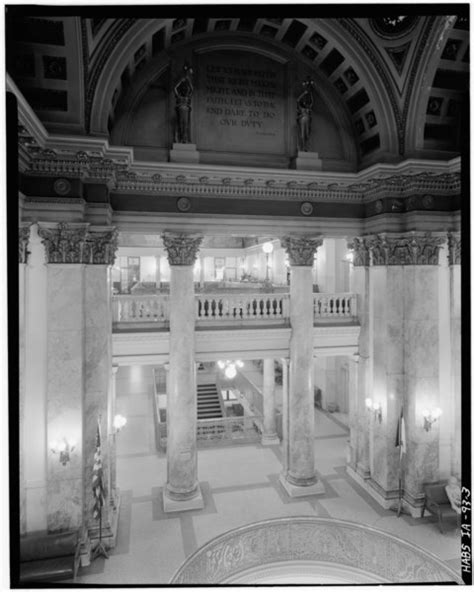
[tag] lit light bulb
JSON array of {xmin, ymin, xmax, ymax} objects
[
  {"xmin": 236, "ymin": 360, "xmax": 244, "ymax": 368},
  {"xmin": 225, "ymin": 364, "xmax": 237, "ymax": 379},
  {"xmin": 365, "ymin": 398, "xmax": 373, "ymax": 409},
  {"xmin": 422, "ymin": 409, "xmax": 429, "ymax": 418},
  {"xmin": 217, "ymin": 360, "xmax": 225, "ymax": 369},
  {"xmin": 262, "ymin": 241, "xmax": 274, "ymax": 254},
  {"xmin": 433, "ymin": 408, "xmax": 442, "ymax": 419}
]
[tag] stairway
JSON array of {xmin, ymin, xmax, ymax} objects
[{"xmin": 197, "ymin": 383, "xmax": 223, "ymax": 419}]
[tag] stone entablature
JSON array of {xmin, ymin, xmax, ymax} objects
[
  {"xmin": 281, "ymin": 236, "xmax": 323, "ymax": 266},
  {"xmin": 348, "ymin": 232, "xmax": 447, "ymax": 266},
  {"xmin": 37, "ymin": 222, "xmax": 118, "ymax": 264},
  {"xmin": 19, "ymin": 224, "xmax": 31, "ymax": 263},
  {"xmin": 162, "ymin": 232, "xmax": 203, "ymax": 266}
]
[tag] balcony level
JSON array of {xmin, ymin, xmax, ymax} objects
[{"xmin": 111, "ymin": 291, "xmax": 360, "ymax": 365}]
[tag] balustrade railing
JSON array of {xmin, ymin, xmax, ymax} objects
[
  {"xmin": 195, "ymin": 293, "xmax": 289, "ymax": 322},
  {"xmin": 112, "ymin": 292, "xmax": 358, "ymax": 325},
  {"xmin": 197, "ymin": 415, "xmax": 262, "ymax": 445},
  {"xmin": 112, "ymin": 294, "xmax": 170, "ymax": 323},
  {"xmin": 313, "ymin": 293, "xmax": 357, "ymax": 320}
]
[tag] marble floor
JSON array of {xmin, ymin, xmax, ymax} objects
[{"xmin": 76, "ymin": 364, "xmax": 461, "ymax": 585}]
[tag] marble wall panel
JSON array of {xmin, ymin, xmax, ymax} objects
[
  {"xmin": 26, "ymin": 483, "xmax": 47, "ymax": 532},
  {"xmin": 403, "ymin": 321, "xmax": 439, "ymax": 378},
  {"xmin": 404, "ymin": 267, "xmax": 438, "ymax": 321},
  {"xmin": 20, "ymin": 264, "xmax": 27, "ymax": 534},
  {"xmin": 85, "ymin": 266, "xmax": 111, "ymax": 329},
  {"xmin": 46, "ymin": 266, "xmax": 84, "ymax": 533},
  {"xmin": 47, "ymin": 266, "xmax": 85, "ymax": 331},
  {"xmin": 85, "ymin": 327, "xmax": 110, "ymax": 392},
  {"xmin": 46, "ymin": 477, "xmax": 83, "ymax": 532},
  {"xmin": 385, "ymin": 268, "xmax": 404, "ymax": 321}
]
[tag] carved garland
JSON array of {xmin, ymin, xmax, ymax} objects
[
  {"xmin": 162, "ymin": 232, "xmax": 203, "ymax": 266},
  {"xmin": 281, "ymin": 236, "xmax": 323, "ymax": 266},
  {"xmin": 38, "ymin": 222, "xmax": 118, "ymax": 265}
]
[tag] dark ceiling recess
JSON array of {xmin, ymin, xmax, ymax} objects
[
  {"xmin": 10, "ymin": 16, "xmax": 65, "ymax": 45},
  {"xmin": 432, "ymin": 69, "xmax": 469, "ymax": 92},
  {"xmin": 237, "ymin": 18, "xmax": 257, "ymax": 32},
  {"xmin": 282, "ymin": 20, "xmax": 307, "ymax": 48},
  {"xmin": 320, "ymin": 48, "xmax": 344, "ymax": 77},
  {"xmin": 347, "ymin": 89, "xmax": 370, "ymax": 114}
]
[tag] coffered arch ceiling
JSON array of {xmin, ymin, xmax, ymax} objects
[{"xmin": 6, "ymin": 12, "xmax": 468, "ymax": 167}]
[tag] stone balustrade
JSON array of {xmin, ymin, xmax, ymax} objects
[
  {"xmin": 195, "ymin": 293, "xmax": 290, "ymax": 323},
  {"xmin": 170, "ymin": 516, "xmax": 461, "ymax": 585},
  {"xmin": 112, "ymin": 292, "xmax": 358, "ymax": 326},
  {"xmin": 313, "ymin": 293, "xmax": 357, "ymax": 320},
  {"xmin": 112, "ymin": 294, "xmax": 170, "ymax": 323}
]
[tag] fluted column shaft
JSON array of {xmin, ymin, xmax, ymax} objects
[{"xmin": 162, "ymin": 233, "xmax": 204, "ymax": 512}]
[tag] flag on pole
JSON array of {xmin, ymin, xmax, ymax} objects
[
  {"xmin": 92, "ymin": 418, "xmax": 106, "ymax": 520},
  {"xmin": 395, "ymin": 406, "xmax": 406, "ymax": 459}
]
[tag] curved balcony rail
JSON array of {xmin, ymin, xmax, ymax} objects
[
  {"xmin": 195, "ymin": 293, "xmax": 290, "ymax": 323},
  {"xmin": 171, "ymin": 516, "xmax": 461, "ymax": 585},
  {"xmin": 112, "ymin": 293, "xmax": 358, "ymax": 326},
  {"xmin": 313, "ymin": 293, "xmax": 357, "ymax": 320}
]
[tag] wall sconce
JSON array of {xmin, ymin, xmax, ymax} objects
[
  {"xmin": 50, "ymin": 438, "xmax": 76, "ymax": 466},
  {"xmin": 422, "ymin": 408, "xmax": 442, "ymax": 431},
  {"xmin": 113, "ymin": 414, "xmax": 127, "ymax": 433},
  {"xmin": 365, "ymin": 398, "xmax": 382, "ymax": 423}
]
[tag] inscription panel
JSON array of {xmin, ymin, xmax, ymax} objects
[{"xmin": 196, "ymin": 51, "xmax": 287, "ymax": 154}]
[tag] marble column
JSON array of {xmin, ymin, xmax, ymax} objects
[
  {"xmin": 279, "ymin": 236, "xmax": 325, "ymax": 497},
  {"xmin": 448, "ymin": 233, "xmax": 461, "ymax": 478},
  {"xmin": 367, "ymin": 233, "xmax": 444, "ymax": 516},
  {"xmin": 348, "ymin": 238, "xmax": 371, "ymax": 479},
  {"xmin": 162, "ymin": 232, "xmax": 204, "ymax": 512},
  {"xmin": 82, "ymin": 227, "xmax": 118, "ymax": 546},
  {"xmin": 23, "ymin": 224, "xmax": 48, "ymax": 532},
  {"xmin": 261, "ymin": 358, "xmax": 280, "ymax": 445},
  {"xmin": 19, "ymin": 224, "xmax": 30, "ymax": 535},
  {"xmin": 38, "ymin": 222, "xmax": 118, "ymax": 535}
]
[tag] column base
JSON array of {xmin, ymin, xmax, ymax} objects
[
  {"xmin": 163, "ymin": 482, "xmax": 205, "ymax": 513},
  {"xmin": 295, "ymin": 151, "xmax": 322, "ymax": 171},
  {"xmin": 261, "ymin": 433, "xmax": 280, "ymax": 446},
  {"xmin": 170, "ymin": 143, "xmax": 200, "ymax": 163},
  {"xmin": 279, "ymin": 473, "xmax": 325, "ymax": 498}
]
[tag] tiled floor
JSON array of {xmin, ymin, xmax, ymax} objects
[{"xmin": 76, "ymin": 365, "xmax": 461, "ymax": 585}]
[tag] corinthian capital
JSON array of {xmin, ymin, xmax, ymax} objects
[
  {"xmin": 85, "ymin": 228, "xmax": 119, "ymax": 265},
  {"xmin": 368, "ymin": 233, "xmax": 444, "ymax": 266},
  {"xmin": 38, "ymin": 222, "xmax": 89, "ymax": 264},
  {"xmin": 19, "ymin": 224, "xmax": 31, "ymax": 264},
  {"xmin": 162, "ymin": 232, "xmax": 203, "ymax": 265},
  {"xmin": 38, "ymin": 222, "xmax": 118, "ymax": 264},
  {"xmin": 347, "ymin": 237, "xmax": 370, "ymax": 267},
  {"xmin": 447, "ymin": 233, "xmax": 461, "ymax": 265},
  {"xmin": 281, "ymin": 236, "xmax": 323, "ymax": 266}
]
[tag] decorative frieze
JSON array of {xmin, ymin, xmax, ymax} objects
[
  {"xmin": 447, "ymin": 233, "xmax": 461, "ymax": 265},
  {"xmin": 281, "ymin": 236, "xmax": 323, "ymax": 266},
  {"xmin": 38, "ymin": 222, "xmax": 118, "ymax": 264},
  {"xmin": 19, "ymin": 225, "xmax": 31, "ymax": 264},
  {"xmin": 348, "ymin": 237, "xmax": 370, "ymax": 267},
  {"xmin": 368, "ymin": 233, "xmax": 444, "ymax": 266},
  {"xmin": 162, "ymin": 232, "xmax": 203, "ymax": 266}
]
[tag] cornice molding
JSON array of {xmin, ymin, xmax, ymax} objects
[{"xmin": 9, "ymin": 80, "xmax": 460, "ymax": 204}]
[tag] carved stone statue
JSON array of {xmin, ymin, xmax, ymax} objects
[
  {"xmin": 174, "ymin": 63, "xmax": 194, "ymax": 144},
  {"xmin": 296, "ymin": 77, "xmax": 315, "ymax": 152}
]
